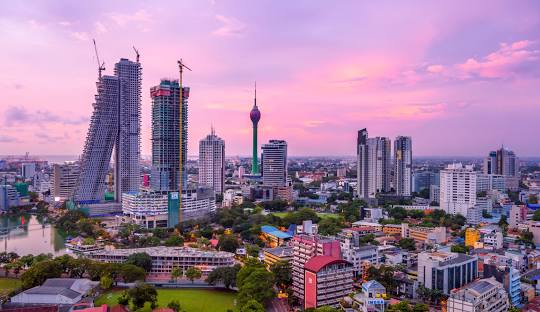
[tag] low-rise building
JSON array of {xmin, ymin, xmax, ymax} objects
[
  {"xmin": 304, "ymin": 256, "xmax": 353, "ymax": 309},
  {"xmin": 263, "ymin": 246, "xmax": 293, "ymax": 267},
  {"xmin": 86, "ymin": 246, "xmax": 234, "ymax": 274},
  {"xmin": 465, "ymin": 228, "xmax": 480, "ymax": 247},
  {"xmin": 402, "ymin": 223, "xmax": 446, "ymax": 244},
  {"xmin": 260, "ymin": 225, "xmax": 293, "ymax": 247},
  {"xmin": 11, "ymin": 278, "xmax": 96, "ymax": 305},
  {"xmin": 351, "ymin": 280, "xmax": 388, "ymax": 312},
  {"xmin": 446, "ymin": 277, "xmax": 509, "ymax": 312}
]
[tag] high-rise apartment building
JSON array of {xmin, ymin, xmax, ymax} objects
[
  {"xmin": 261, "ymin": 140, "xmax": 288, "ymax": 187},
  {"xmin": 74, "ymin": 58, "xmax": 141, "ymax": 205},
  {"xmin": 484, "ymin": 147, "xmax": 519, "ymax": 176},
  {"xmin": 394, "ymin": 136, "xmax": 412, "ymax": 196},
  {"xmin": 114, "ymin": 59, "xmax": 142, "ymax": 200},
  {"xmin": 150, "ymin": 79, "xmax": 190, "ymax": 192},
  {"xmin": 440, "ymin": 163, "xmax": 477, "ymax": 216},
  {"xmin": 21, "ymin": 163, "xmax": 36, "ymax": 179},
  {"xmin": 357, "ymin": 129, "xmax": 391, "ymax": 198},
  {"xmin": 198, "ymin": 129, "xmax": 225, "ymax": 194},
  {"xmin": 51, "ymin": 162, "xmax": 81, "ymax": 201}
]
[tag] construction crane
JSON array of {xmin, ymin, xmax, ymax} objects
[
  {"xmin": 132, "ymin": 46, "xmax": 140, "ymax": 63},
  {"xmin": 92, "ymin": 39, "xmax": 105, "ymax": 78},
  {"xmin": 177, "ymin": 59, "xmax": 191, "ymax": 225}
]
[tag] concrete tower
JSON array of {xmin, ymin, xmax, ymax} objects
[{"xmin": 250, "ymin": 83, "xmax": 261, "ymax": 175}]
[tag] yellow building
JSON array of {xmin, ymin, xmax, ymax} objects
[
  {"xmin": 465, "ymin": 228, "xmax": 480, "ymax": 247},
  {"xmin": 383, "ymin": 224, "xmax": 402, "ymax": 235},
  {"xmin": 263, "ymin": 246, "xmax": 293, "ymax": 267}
]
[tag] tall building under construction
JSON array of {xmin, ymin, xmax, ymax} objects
[
  {"xmin": 74, "ymin": 58, "xmax": 141, "ymax": 205},
  {"xmin": 150, "ymin": 79, "xmax": 190, "ymax": 192}
]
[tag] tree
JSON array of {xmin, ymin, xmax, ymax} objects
[
  {"xmin": 120, "ymin": 264, "xmax": 146, "ymax": 283},
  {"xmin": 100, "ymin": 275, "xmax": 113, "ymax": 290},
  {"xmin": 397, "ymin": 238, "xmax": 416, "ymax": 251},
  {"xmin": 171, "ymin": 267, "xmax": 182, "ymax": 282},
  {"xmin": 21, "ymin": 260, "xmax": 63, "ymax": 289},
  {"xmin": 318, "ymin": 218, "xmax": 342, "ymax": 236},
  {"xmin": 117, "ymin": 292, "xmax": 129, "ymax": 306},
  {"xmin": 185, "ymin": 267, "xmax": 202, "ymax": 283},
  {"xmin": 126, "ymin": 252, "xmax": 152, "ymax": 272},
  {"xmin": 270, "ymin": 261, "xmax": 292, "ymax": 288},
  {"xmin": 451, "ymin": 244, "xmax": 469, "ymax": 254},
  {"xmin": 167, "ymin": 300, "xmax": 183, "ymax": 312},
  {"xmin": 498, "ymin": 215, "xmax": 508, "ymax": 228},
  {"xmin": 165, "ymin": 235, "xmax": 184, "ymax": 247},
  {"xmin": 237, "ymin": 265, "xmax": 275, "ymax": 307},
  {"xmin": 218, "ymin": 235, "xmax": 240, "ymax": 252},
  {"xmin": 240, "ymin": 300, "xmax": 265, "ymax": 312},
  {"xmin": 534, "ymin": 210, "xmax": 540, "ymax": 221},
  {"xmin": 206, "ymin": 266, "xmax": 240, "ymax": 289},
  {"xmin": 127, "ymin": 282, "xmax": 158, "ymax": 310}
]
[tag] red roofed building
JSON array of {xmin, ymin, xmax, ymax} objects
[{"xmin": 304, "ymin": 256, "xmax": 353, "ymax": 309}]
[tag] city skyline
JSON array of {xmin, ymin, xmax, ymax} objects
[{"xmin": 2, "ymin": 1, "xmax": 540, "ymax": 157}]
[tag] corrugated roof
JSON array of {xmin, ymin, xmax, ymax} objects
[{"xmin": 261, "ymin": 225, "xmax": 292, "ymax": 239}]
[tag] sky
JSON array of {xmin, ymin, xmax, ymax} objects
[{"xmin": 1, "ymin": 1, "xmax": 540, "ymax": 157}]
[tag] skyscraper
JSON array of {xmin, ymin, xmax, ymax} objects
[
  {"xmin": 483, "ymin": 147, "xmax": 519, "ymax": 176},
  {"xmin": 250, "ymin": 84, "xmax": 261, "ymax": 175},
  {"xmin": 261, "ymin": 140, "xmax": 288, "ymax": 187},
  {"xmin": 150, "ymin": 79, "xmax": 190, "ymax": 192},
  {"xmin": 114, "ymin": 59, "xmax": 142, "ymax": 200},
  {"xmin": 394, "ymin": 136, "xmax": 412, "ymax": 196},
  {"xmin": 51, "ymin": 162, "xmax": 80, "ymax": 201},
  {"xmin": 198, "ymin": 128, "xmax": 225, "ymax": 194},
  {"xmin": 440, "ymin": 163, "xmax": 477, "ymax": 216},
  {"xmin": 74, "ymin": 58, "xmax": 141, "ymax": 204},
  {"xmin": 357, "ymin": 129, "xmax": 391, "ymax": 198}
]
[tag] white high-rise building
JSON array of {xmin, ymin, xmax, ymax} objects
[
  {"xmin": 51, "ymin": 162, "xmax": 81, "ymax": 201},
  {"xmin": 440, "ymin": 163, "xmax": 477, "ymax": 216},
  {"xmin": 357, "ymin": 129, "xmax": 391, "ymax": 199},
  {"xmin": 198, "ymin": 129, "xmax": 225, "ymax": 194},
  {"xmin": 262, "ymin": 140, "xmax": 288, "ymax": 187},
  {"xmin": 394, "ymin": 136, "xmax": 412, "ymax": 196}
]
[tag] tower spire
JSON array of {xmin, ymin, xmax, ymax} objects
[{"xmin": 254, "ymin": 81, "xmax": 257, "ymax": 107}]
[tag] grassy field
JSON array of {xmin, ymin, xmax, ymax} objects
[
  {"xmin": 95, "ymin": 288, "xmax": 236, "ymax": 312},
  {"xmin": 0, "ymin": 278, "xmax": 21, "ymax": 297},
  {"xmin": 271, "ymin": 212, "xmax": 340, "ymax": 219}
]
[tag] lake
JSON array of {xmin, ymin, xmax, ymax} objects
[{"xmin": 0, "ymin": 214, "xmax": 67, "ymax": 257}]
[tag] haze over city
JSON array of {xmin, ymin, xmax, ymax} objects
[{"xmin": 1, "ymin": 0, "xmax": 540, "ymax": 157}]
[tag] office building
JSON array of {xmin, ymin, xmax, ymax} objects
[
  {"xmin": 446, "ymin": 277, "xmax": 509, "ymax": 312},
  {"xmin": 87, "ymin": 246, "xmax": 234, "ymax": 274},
  {"xmin": 484, "ymin": 147, "xmax": 519, "ymax": 177},
  {"xmin": 291, "ymin": 235, "xmax": 341, "ymax": 302},
  {"xmin": 261, "ymin": 140, "xmax": 288, "ymax": 187},
  {"xmin": 250, "ymin": 84, "xmax": 261, "ymax": 174},
  {"xmin": 466, "ymin": 205, "xmax": 482, "ymax": 225},
  {"xmin": 401, "ymin": 223, "xmax": 447, "ymax": 244},
  {"xmin": 440, "ymin": 163, "xmax": 477, "ymax": 216},
  {"xmin": 418, "ymin": 251, "xmax": 478, "ymax": 294},
  {"xmin": 476, "ymin": 174, "xmax": 506, "ymax": 193},
  {"xmin": 74, "ymin": 58, "xmax": 141, "ymax": 205},
  {"xmin": 412, "ymin": 171, "xmax": 439, "ymax": 193},
  {"xmin": 304, "ymin": 256, "xmax": 353, "ymax": 309},
  {"xmin": 21, "ymin": 163, "xmax": 36, "ymax": 179},
  {"xmin": 51, "ymin": 162, "xmax": 80, "ymax": 201},
  {"xmin": 357, "ymin": 129, "xmax": 391, "ymax": 198},
  {"xmin": 430, "ymin": 185, "xmax": 440, "ymax": 204},
  {"xmin": 352, "ymin": 280, "xmax": 389, "ymax": 312},
  {"xmin": 394, "ymin": 136, "xmax": 412, "ymax": 196},
  {"xmin": 0, "ymin": 185, "xmax": 20, "ymax": 211},
  {"xmin": 198, "ymin": 129, "xmax": 225, "ymax": 194},
  {"xmin": 150, "ymin": 79, "xmax": 189, "ymax": 192}
]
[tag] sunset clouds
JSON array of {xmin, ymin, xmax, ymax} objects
[{"xmin": 1, "ymin": 1, "xmax": 539, "ymax": 157}]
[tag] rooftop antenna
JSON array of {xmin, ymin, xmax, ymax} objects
[
  {"xmin": 132, "ymin": 46, "xmax": 140, "ymax": 63},
  {"xmin": 92, "ymin": 39, "xmax": 105, "ymax": 78},
  {"xmin": 254, "ymin": 81, "xmax": 257, "ymax": 107}
]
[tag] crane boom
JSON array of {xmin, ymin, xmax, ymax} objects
[
  {"xmin": 93, "ymin": 39, "xmax": 105, "ymax": 78},
  {"xmin": 133, "ymin": 46, "xmax": 140, "ymax": 63},
  {"xmin": 177, "ymin": 58, "xmax": 191, "ymax": 225}
]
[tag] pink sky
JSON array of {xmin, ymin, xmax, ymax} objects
[{"xmin": 1, "ymin": 1, "xmax": 540, "ymax": 157}]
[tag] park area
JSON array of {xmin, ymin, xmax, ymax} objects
[
  {"xmin": 95, "ymin": 288, "xmax": 237, "ymax": 312},
  {"xmin": 0, "ymin": 278, "xmax": 21, "ymax": 296}
]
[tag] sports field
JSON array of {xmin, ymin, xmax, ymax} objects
[{"xmin": 95, "ymin": 288, "xmax": 236, "ymax": 312}]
